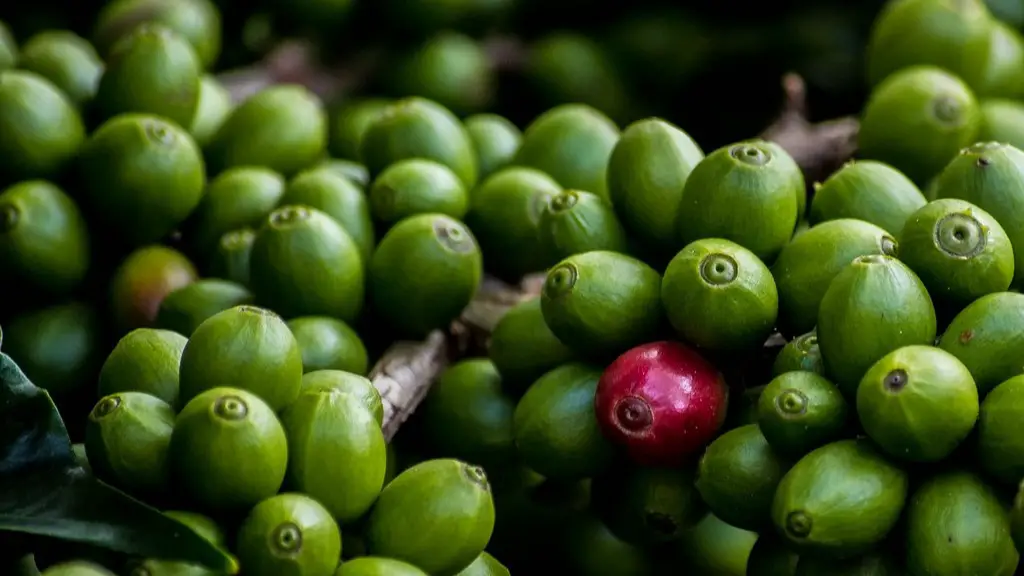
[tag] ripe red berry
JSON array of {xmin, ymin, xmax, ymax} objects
[{"xmin": 595, "ymin": 341, "xmax": 729, "ymax": 466}]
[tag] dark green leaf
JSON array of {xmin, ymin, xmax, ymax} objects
[
  {"xmin": 0, "ymin": 351, "xmax": 76, "ymax": 474},
  {"xmin": 0, "ymin": 467, "xmax": 238, "ymax": 572},
  {"xmin": 0, "ymin": 353, "xmax": 238, "ymax": 574}
]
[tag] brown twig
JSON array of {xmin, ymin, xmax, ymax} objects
[
  {"xmin": 370, "ymin": 273, "xmax": 544, "ymax": 440},
  {"xmin": 218, "ymin": 39, "xmax": 381, "ymax": 103},
  {"xmin": 458, "ymin": 273, "xmax": 546, "ymax": 349},
  {"xmin": 483, "ymin": 35, "xmax": 529, "ymax": 73},
  {"xmin": 759, "ymin": 73, "xmax": 860, "ymax": 185},
  {"xmin": 371, "ymin": 331, "xmax": 450, "ymax": 442}
]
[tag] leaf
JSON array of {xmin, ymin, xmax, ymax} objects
[
  {"xmin": 0, "ymin": 353, "xmax": 239, "ymax": 574},
  {"xmin": 0, "ymin": 351, "xmax": 78, "ymax": 475}
]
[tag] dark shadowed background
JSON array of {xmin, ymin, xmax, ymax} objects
[{"xmin": 0, "ymin": 0, "xmax": 896, "ymax": 147}]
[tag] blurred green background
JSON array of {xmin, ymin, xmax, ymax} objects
[{"xmin": 0, "ymin": 0, "xmax": 897, "ymax": 148}]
